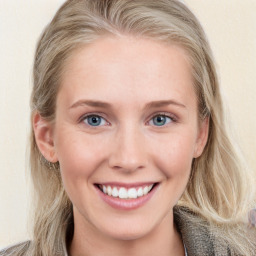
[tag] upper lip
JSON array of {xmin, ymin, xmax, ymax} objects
[{"xmin": 95, "ymin": 182, "xmax": 158, "ymax": 189}]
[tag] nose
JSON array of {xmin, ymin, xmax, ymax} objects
[{"xmin": 108, "ymin": 125, "xmax": 147, "ymax": 173}]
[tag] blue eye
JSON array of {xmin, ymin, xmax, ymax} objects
[
  {"xmin": 149, "ymin": 115, "xmax": 172, "ymax": 126},
  {"xmin": 83, "ymin": 115, "xmax": 107, "ymax": 126}
]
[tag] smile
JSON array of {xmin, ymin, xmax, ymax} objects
[
  {"xmin": 99, "ymin": 184, "xmax": 154, "ymax": 199},
  {"xmin": 95, "ymin": 183, "xmax": 159, "ymax": 210}
]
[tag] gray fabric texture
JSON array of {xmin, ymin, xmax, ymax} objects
[{"xmin": 174, "ymin": 207, "xmax": 231, "ymax": 256}]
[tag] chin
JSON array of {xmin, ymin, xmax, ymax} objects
[
  {"xmin": 107, "ymin": 229, "xmax": 149, "ymax": 241},
  {"xmin": 98, "ymin": 218, "xmax": 153, "ymax": 241}
]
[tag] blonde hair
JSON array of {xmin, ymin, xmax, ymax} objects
[{"xmin": 12, "ymin": 0, "xmax": 256, "ymax": 255}]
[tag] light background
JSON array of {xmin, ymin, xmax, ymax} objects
[{"xmin": 0, "ymin": 0, "xmax": 255, "ymax": 249}]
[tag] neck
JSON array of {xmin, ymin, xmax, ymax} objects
[{"xmin": 69, "ymin": 209, "xmax": 185, "ymax": 256}]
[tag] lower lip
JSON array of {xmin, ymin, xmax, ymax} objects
[{"xmin": 95, "ymin": 184, "xmax": 159, "ymax": 210}]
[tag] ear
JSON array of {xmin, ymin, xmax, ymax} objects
[
  {"xmin": 33, "ymin": 112, "xmax": 58, "ymax": 163},
  {"xmin": 193, "ymin": 117, "xmax": 209, "ymax": 158}
]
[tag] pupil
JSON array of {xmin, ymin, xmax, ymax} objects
[
  {"xmin": 92, "ymin": 117, "xmax": 98, "ymax": 123},
  {"xmin": 154, "ymin": 116, "xmax": 166, "ymax": 126},
  {"xmin": 89, "ymin": 116, "xmax": 100, "ymax": 126}
]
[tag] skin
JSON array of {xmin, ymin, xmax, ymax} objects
[{"xmin": 34, "ymin": 36, "xmax": 209, "ymax": 256}]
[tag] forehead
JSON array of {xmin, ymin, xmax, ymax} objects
[{"xmin": 58, "ymin": 36, "xmax": 196, "ymax": 109}]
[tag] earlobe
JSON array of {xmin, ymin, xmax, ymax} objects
[
  {"xmin": 33, "ymin": 112, "xmax": 58, "ymax": 163},
  {"xmin": 194, "ymin": 117, "xmax": 209, "ymax": 158}
]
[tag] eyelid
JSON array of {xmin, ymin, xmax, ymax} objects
[
  {"xmin": 78, "ymin": 111, "xmax": 178, "ymax": 127},
  {"xmin": 79, "ymin": 113, "xmax": 110, "ymax": 126},
  {"xmin": 146, "ymin": 112, "xmax": 178, "ymax": 125}
]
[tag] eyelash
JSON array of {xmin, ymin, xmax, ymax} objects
[
  {"xmin": 79, "ymin": 112, "xmax": 177, "ymax": 128},
  {"xmin": 147, "ymin": 112, "xmax": 177, "ymax": 126},
  {"xmin": 79, "ymin": 113, "xmax": 110, "ymax": 127}
]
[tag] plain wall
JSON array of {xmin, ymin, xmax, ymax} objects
[{"xmin": 0, "ymin": 0, "xmax": 255, "ymax": 249}]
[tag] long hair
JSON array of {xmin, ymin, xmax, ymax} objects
[{"xmin": 11, "ymin": 0, "xmax": 256, "ymax": 255}]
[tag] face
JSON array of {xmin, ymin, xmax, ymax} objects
[{"xmin": 34, "ymin": 36, "xmax": 208, "ymax": 241}]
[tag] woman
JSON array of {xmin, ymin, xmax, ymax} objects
[{"xmin": 1, "ymin": 0, "xmax": 255, "ymax": 255}]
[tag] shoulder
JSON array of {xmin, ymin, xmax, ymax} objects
[
  {"xmin": 174, "ymin": 206, "xmax": 230, "ymax": 256},
  {"xmin": 0, "ymin": 241, "xmax": 31, "ymax": 256}
]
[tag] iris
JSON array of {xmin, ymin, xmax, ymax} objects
[
  {"xmin": 152, "ymin": 115, "xmax": 170, "ymax": 126},
  {"xmin": 86, "ymin": 115, "xmax": 103, "ymax": 126}
]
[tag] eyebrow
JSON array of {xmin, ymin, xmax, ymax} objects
[
  {"xmin": 69, "ymin": 99, "xmax": 186, "ymax": 110},
  {"xmin": 144, "ymin": 100, "xmax": 186, "ymax": 110},
  {"xmin": 70, "ymin": 100, "xmax": 112, "ymax": 109}
]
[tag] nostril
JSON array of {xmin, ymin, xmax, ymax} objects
[{"xmin": 111, "ymin": 165, "xmax": 145, "ymax": 173}]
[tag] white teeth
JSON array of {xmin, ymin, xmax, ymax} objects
[
  {"xmin": 101, "ymin": 184, "xmax": 154, "ymax": 199},
  {"xmin": 137, "ymin": 187, "xmax": 143, "ymax": 197},
  {"xmin": 128, "ymin": 188, "xmax": 137, "ymax": 199},
  {"xmin": 119, "ymin": 187, "xmax": 128, "ymax": 199},
  {"xmin": 143, "ymin": 186, "xmax": 149, "ymax": 195},
  {"xmin": 112, "ymin": 187, "xmax": 119, "ymax": 197},
  {"xmin": 148, "ymin": 184, "xmax": 153, "ymax": 191},
  {"xmin": 107, "ymin": 186, "xmax": 112, "ymax": 196}
]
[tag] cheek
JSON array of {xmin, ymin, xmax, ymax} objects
[
  {"xmin": 55, "ymin": 130, "xmax": 108, "ymax": 189},
  {"xmin": 151, "ymin": 132, "xmax": 196, "ymax": 177}
]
